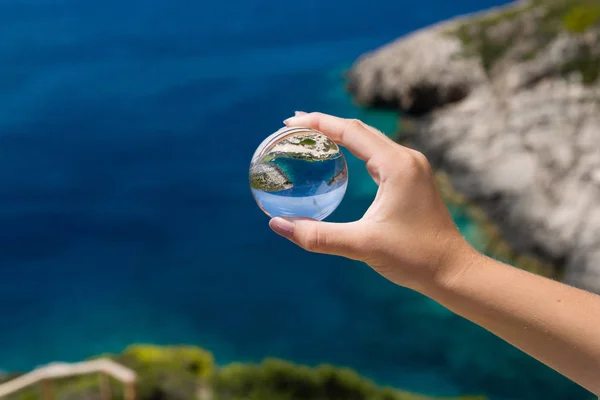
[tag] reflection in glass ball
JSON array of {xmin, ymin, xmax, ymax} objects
[{"xmin": 249, "ymin": 127, "xmax": 348, "ymax": 221}]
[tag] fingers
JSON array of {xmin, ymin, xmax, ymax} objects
[
  {"xmin": 283, "ymin": 112, "xmax": 389, "ymax": 162},
  {"xmin": 269, "ymin": 217, "xmax": 366, "ymax": 260}
]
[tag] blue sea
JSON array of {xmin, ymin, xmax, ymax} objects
[
  {"xmin": 253, "ymin": 154, "xmax": 348, "ymax": 220},
  {"xmin": 0, "ymin": 0, "xmax": 592, "ymax": 399}
]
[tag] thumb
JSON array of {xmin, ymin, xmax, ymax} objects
[{"xmin": 269, "ymin": 217, "xmax": 365, "ymax": 259}]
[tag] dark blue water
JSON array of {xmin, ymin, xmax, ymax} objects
[
  {"xmin": 272, "ymin": 156, "xmax": 345, "ymax": 195},
  {"xmin": 0, "ymin": 0, "xmax": 592, "ymax": 399},
  {"xmin": 254, "ymin": 155, "xmax": 347, "ymax": 220}
]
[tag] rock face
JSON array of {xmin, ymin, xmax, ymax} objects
[
  {"xmin": 347, "ymin": 0, "xmax": 600, "ymax": 292},
  {"xmin": 249, "ymin": 162, "xmax": 293, "ymax": 192},
  {"xmin": 346, "ymin": 27, "xmax": 486, "ymax": 114},
  {"xmin": 269, "ymin": 133, "xmax": 339, "ymax": 161}
]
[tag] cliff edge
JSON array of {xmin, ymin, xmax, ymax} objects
[{"xmin": 347, "ymin": 0, "xmax": 600, "ymax": 292}]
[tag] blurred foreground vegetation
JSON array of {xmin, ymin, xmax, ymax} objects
[{"xmin": 1, "ymin": 345, "xmax": 486, "ymax": 400}]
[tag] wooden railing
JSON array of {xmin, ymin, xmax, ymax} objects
[{"xmin": 0, "ymin": 358, "xmax": 136, "ymax": 400}]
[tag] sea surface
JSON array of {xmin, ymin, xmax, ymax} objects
[
  {"xmin": 252, "ymin": 155, "xmax": 348, "ymax": 220},
  {"xmin": 0, "ymin": 0, "xmax": 593, "ymax": 399}
]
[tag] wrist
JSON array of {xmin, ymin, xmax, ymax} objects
[{"xmin": 419, "ymin": 238, "xmax": 482, "ymax": 296}]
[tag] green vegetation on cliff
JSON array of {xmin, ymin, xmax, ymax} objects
[
  {"xmin": 452, "ymin": 2, "xmax": 533, "ymax": 72},
  {"xmin": 562, "ymin": 2, "xmax": 600, "ymax": 32},
  {"xmin": 4, "ymin": 345, "xmax": 486, "ymax": 400},
  {"xmin": 450, "ymin": 0, "xmax": 600, "ymax": 83},
  {"xmin": 560, "ymin": 45, "xmax": 600, "ymax": 84}
]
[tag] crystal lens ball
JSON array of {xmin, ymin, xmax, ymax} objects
[{"xmin": 249, "ymin": 127, "xmax": 348, "ymax": 221}]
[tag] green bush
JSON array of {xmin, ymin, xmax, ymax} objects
[
  {"xmin": 212, "ymin": 358, "xmax": 387, "ymax": 400},
  {"xmin": 563, "ymin": 3, "xmax": 600, "ymax": 33},
  {"xmin": 3, "ymin": 345, "xmax": 487, "ymax": 400},
  {"xmin": 113, "ymin": 344, "xmax": 214, "ymax": 400},
  {"xmin": 211, "ymin": 358, "xmax": 484, "ymax": 400},
  {"xmin": 9, "ymin": 388, "xmax": 39, "ymax": 400},
  {"xmin": 4, "ymin": 376, "xmax": 102, "ymax": 400},
  {"xmin": 560, "ymin": 46, "xmax": 600, "ymax": 84}
]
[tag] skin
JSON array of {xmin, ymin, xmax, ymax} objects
[{"xmin": 269, "ymin": 112, "xmax": 600, "ymax": 396}]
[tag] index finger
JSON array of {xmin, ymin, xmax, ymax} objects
[{"xmin": 283, "ymin": 112, "xmax": 388, "ymax": 161}]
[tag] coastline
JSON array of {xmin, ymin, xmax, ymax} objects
[
  {"xmin": 435, "ymin": 170, "xmax": 557, "ymax": 278},
  {"xmin": 347, "ymin": 0, "xmax": 600, "ymax": 292}
]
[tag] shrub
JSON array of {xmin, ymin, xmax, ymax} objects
[
  {"xmin": 113, "ymin": 344, "xmax": 214, "ymax": 400},
  {"xmin": 211, "ymin": 357, "xmax": 484, "ymax": 400},
  {"xmin": 563, "ymin": 3, "xmax": 600, "ymax": 33}
]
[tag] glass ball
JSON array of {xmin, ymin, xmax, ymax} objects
[{"xmin": 249, "ymin": 127, "xmax": 348, "ymax": 221}]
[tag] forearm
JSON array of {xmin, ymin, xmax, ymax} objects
[
  {"xmin": 422, "ymin": 252, "xmax": 600, "ymax": 395},
  {"xmin": 279, "ymin": 112, "xmax": 600, "ymax": 393}
]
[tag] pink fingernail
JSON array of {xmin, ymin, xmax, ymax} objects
[
  {"xmin": 284, "ymin": 112, "xmax": 307, "ymax": 126},
  {"xmin": 283, "ymin": 117, "xmax": 297, "ymax": 126},
  {"xmin": 269, "ymin": 217, "xmax": 295, "ymax": 239}
]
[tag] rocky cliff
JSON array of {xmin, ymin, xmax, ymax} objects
[{"xmin": 347, "ymin": 0, "xmax": 600, "ymax": 293}]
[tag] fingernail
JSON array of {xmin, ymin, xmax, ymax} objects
[
  {"xmin": 269, "ymin": 217, "xmax": 295, "ymax": 239},
  {"xmin": 283, "ymin": 116, "xmax": 297, "ymax": 126},
  {"xmin": 284, "ymin": 112, "xmax": 307, "ymax": 126}
]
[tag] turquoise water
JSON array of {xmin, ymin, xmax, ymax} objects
[{"xmin": 0, "ymin": 0, "xmax": 593, "ymax": 399}]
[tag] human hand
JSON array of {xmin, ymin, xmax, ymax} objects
[
  {"xmin": 270, "ymin": 112, "xmax": 600, "ymax": 395},
  {"xmin": 269, "ymin": 112, "xmax": 477, "ymax": 292}
]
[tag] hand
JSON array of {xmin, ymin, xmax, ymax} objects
[
  {"xmin": 271, "ymin": 113, "xmax": 600, "ymax": 395},
  {"xmin": 269, "ymin": 112, "xmax": 477, "ymax": 292}
]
